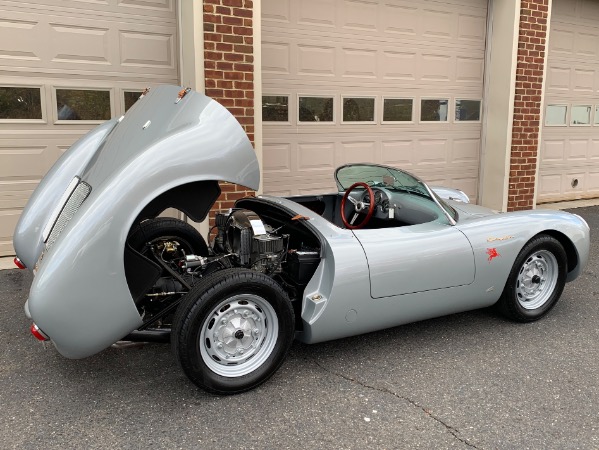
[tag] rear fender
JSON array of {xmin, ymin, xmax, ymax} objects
[
  {"xmin": 13, "ymin": 119, "xmax": 118, "ymax": 268},
  {"xmin": 27, "ymin": 93, "xmax": 259, "ymax": 359}
]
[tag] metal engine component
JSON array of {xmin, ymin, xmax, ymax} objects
[
  {"xmin": 225, "ymin": 209, "xmax": 285, "ymax": 272},
  {"xmin": 255, "ymin": 234, "xmax": 284, "ymax": 254},
  {"xmin": 183, "ymin": 254, "xmax": 208, "ymax": 269},
  {"xmin": 253, "ymin": 234, "xmax": 285, "ymax": 273},
  {"xmin": 226, "ymin": 209, "xmax": 258, "ymax": 266},
  {"xmin": 212, "ymin": 213, "xmax": 228, "ymax": 253}
]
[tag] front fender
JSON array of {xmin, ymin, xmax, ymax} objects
[
  {"xmin": 13, "ymin": 119, "xmax": 118, "ymax": 269},
  {"xmin": 457, "ymin": 209, "xmax": 590, "ymax": 290}
]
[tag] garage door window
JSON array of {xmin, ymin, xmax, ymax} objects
[
  {"xmin": 124, "ymin": 91, "xmax": 143, "ymax": 112},
  {"xmin": 262, "ymin": 95, "xmax": 289, "ymax": 122},
  {"xmin": 455, "ymin": 99, "xmax": 481, "ymax": 122},
  {"xmin": 595, "ymin": 106, "xmax": 599, "ymax": 125},
  {"xmin": 545, "ymin": 105, "xmax": 567, "ymax": 126},
  {"xmin": 570, "ymin": 105, "xmax": 591, "ymax": 126},
  {"xmin": 56, "ymin": 89, "xmax": 111, "ymax": 121},
  {"xmin": 342, "ymin": 97, "xmax": 375, "ymax": 122},
  {"xmin": 299, "ymin": 96, "xmax": 334, "ymax": 122},
  {"xmin": 382, "ymin": 98, "xmax": 413, "ymax": 122},
  {"xmin": 420, "ymin": 99, "xmax": 448, "ymax": 122},
  {"xmin": 0, "ymin": 86, "xmax": 43, "ymax": 120}
]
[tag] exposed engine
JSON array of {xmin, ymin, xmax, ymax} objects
[
  {"xmin": 129, "ymin": 205, "xmax": 322, "ymax": 330},
  {"xmin": 222, "ymin": 209, "xmax": 287, "ymax": 273}
]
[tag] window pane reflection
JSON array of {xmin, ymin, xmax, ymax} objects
[
  {"xmin": 571, "ymin": 105, "xmax": 591, "ymax": 125},
  {"xmin": 299, "ymin": 97, "xmax": 333, "ymax": 122},
  {"xmin": 56, "ymin": 89, "xmax": 111, "ymax": 121},
  {"xmin": 0, "ymin": 86, "xmax": 42, "ymax": 120},
  {"xmin": 383, "ymin": 98, "xmax": 413, "ymax": 122},
  {"xmin": 545, "ymin": 105, "xmax": 567, "ymax": 126},
  {"xmin": 262, "ymin": 96, "xmax": 289, "ymax": 121},
  {"xmin": 455, "ymin": 99, "xmax": 481, "ymax": 121},
  {"xmin": 124, "ymin": 91, "xmax": 142, "ymax": 112},
  {"xmin": 420, "ymin": 99, "xmax": 448, "ymax": 122},
  {"xmin": 343, "ymin": 97, "xmax": 375, "ymax": 122}
]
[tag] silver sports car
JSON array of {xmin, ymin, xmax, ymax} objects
[{"xmin": 14, "ymin": 85, "xmax": 590, "ymax": 394}]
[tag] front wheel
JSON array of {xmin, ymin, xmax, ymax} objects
[
  {"xmin": 497, "ymin": 235, "xmax": 567, "ymax": 322},
  {"xmin": 172, "ymin": 268, "xmax": 295, "ymax": 394}
]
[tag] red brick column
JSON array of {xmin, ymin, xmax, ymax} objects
[
  {"xmin": 507, "ymin": 0, "xmax": 549, "ymax": 211},
  {"xmin": 203, "ymin": 0, "xmax": 255, "ymax": 223}
]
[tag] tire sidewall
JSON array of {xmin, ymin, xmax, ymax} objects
[
  {"xmin": 501, "ymin": 235, "xmax": 567, "ymax": 321},
  {"xmin": 173, "ymin": 269, "xmax": 295, "ymax": 394}
]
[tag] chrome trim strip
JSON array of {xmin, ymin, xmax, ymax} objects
[{"xmin": 423, "ymin": 183, "xmax": 457, "ymax": 226}]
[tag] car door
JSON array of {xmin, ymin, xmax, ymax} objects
[{"xmin": 353, "ymin": 221, "xmax": 475, "ymax": 299}]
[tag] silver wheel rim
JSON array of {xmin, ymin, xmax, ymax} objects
[
  {"xmin": 199, "ymin": 294, "xmax": 278, "ymax": 377},
  {"xmin": 516, "ymin": 250, "xmax": 558, "ymax": 310}
]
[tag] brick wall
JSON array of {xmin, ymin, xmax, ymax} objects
[
  {"xmin": 203, "ymin": 0, "xmax": 255, "ymax": 224},
  {"xmin": 507, "ymin": 0, "xmax": 549, "ymax": 211}
]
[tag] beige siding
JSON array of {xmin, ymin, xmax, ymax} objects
[
  {"xmin": 539, "ymin": 0, "xmax": 599, "ymax": 202},
  {"xmin": 0, "ymin": 0, "xmax": 179, "ymax": 256},
  {"xmin": 261, "ymin": 0, "xmax": 487, "ymax": 198}
]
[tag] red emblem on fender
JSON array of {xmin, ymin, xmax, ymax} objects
[{"xmin": 487, "ymin": 248, "xmax": 500, "ymax": 262}]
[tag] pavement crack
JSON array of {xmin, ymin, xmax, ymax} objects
[{"xmin": 310, "ymin": 358, "xmax": 480, "ymax": 449}]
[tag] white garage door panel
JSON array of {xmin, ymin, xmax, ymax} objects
[
  {"xmin": 0, "ymin": 0, "xmax": 178, "ymax": 256},
  {"xmin": 262, "ymin": 0, "xmax": 487, "ymax": 200},
  {"xmin": 10, "ymin": 0, "xmax": 176, "ymax": 17},
  {"xmin": 262, "ymin": 41, "xmax": 485, "ymax": 88},
  {"xmin": 0, "ymin": 6, "xmax": 177, "ymax": 78},
  {"xmin": 263, "ymin": 129, "xmax": 480, "ymax": 199},
  {"xmin": 539, "ymin": 0, "xmax": 599, "ymax": 202}
]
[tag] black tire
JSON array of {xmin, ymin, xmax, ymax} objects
[
  {"xmin": 172, "ymin": 268, "xmax": 295, "ymax": 394},
  {"xmin": 497, "ymin": 234, "xmax": 567, "ymax": 322},
  {"xmin": 128, "ymin": 217, "xmax": 208, "ymax": 257}
]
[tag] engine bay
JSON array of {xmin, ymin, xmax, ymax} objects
[{"xmin": 126, "ymin": 199, "xmax": 322, "ymax": 331}]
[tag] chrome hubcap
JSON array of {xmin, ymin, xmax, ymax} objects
[
  {"xmin": 200, "ymin": 294, "xmax": 278, "ymax": 377},
  {"xmin": 516, "ymin": 250, "xmax": 558, "ymax": 310}
]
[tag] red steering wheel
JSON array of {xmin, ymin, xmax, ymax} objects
[{"xmin": 341, "ymin": 182, "xmax": 375, "ymax": 229}]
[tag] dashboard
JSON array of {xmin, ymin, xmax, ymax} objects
[{"xmin": 350, "ymin": 186, "xmax": 442, "ymax": 225}]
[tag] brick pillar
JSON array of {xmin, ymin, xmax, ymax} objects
[
  {"xmin": 203, "ymin": 0, "xmax": 255, "ymax": 223},
  {"xmin": 507, "ymin": 0, "xmax": 550, "ymax": 211}
]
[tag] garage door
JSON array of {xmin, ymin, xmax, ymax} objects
[
  {"xmin": 539, "ymin": 0, "xmax": 599, "ymax": 203},
  {"xmin": 261, "ymin": 0, "xmax": 487, "ymax": 198},
  {"xmin": 0, "ymin": 0, "xmax": 179, "ymax": 256}
]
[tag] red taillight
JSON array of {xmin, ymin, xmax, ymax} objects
[
  {"xmin": 13, "ymin": 257, "xmax": 26, "ymax": 270},
  {"xmin": 30, "ymin": 323, "xmax": 49, "ymax": 341}
]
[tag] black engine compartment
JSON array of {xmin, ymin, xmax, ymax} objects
[{"xmin": 124, "ymin": 197, "xmax": 323, "ymax": 333}]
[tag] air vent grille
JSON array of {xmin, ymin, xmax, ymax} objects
[{"xmin": 46, "ymin": 181, "xmax": 91, "ymax": 251}]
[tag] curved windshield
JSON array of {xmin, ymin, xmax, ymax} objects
[
  {"xmin": 335, "ymin": 164, "xmax": 457, "ymax": 224},
  {"xmin": 336, "ymin": 164, "xmax": 428, "ymax": 196}
]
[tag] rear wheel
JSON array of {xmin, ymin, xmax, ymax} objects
[
  {"xmin": 172, "ymin": 268, "xmax": 295, "ymax": 394},
  {"xmin": 125, "ymin": 217, "xmax": 208, "ymax": 326},
  {"xmin": 497, "ymin": 235, "xmax": 567, "ymax": 322}
]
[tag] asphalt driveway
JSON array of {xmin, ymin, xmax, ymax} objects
[{"xmin": 1, "ymin": 207, "xmax": 598, "ymax": 449}]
